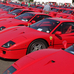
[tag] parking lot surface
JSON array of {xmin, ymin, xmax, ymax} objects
[{"xmin": 0, "ymin": 58, "xmax": 17, "ymax": 74}]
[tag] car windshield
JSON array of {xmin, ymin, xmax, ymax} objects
[
  {"xmin": 31, "ymin": 6, "xmax": 36, "ymax": 8},
  {"xmin": 3, "ymin": 66, "xmax": 16, "ymax": 74},
  {"xmin": 51, "ymin": 9, "xmax": 59, "ymax": 12},
  {"xmin": 30, "ymin": 18, "xmax": 60, "ymax": 33},
  {"xmin": 9, "ymin": 9, "xmax": 22, "ymax": 15},
  {"xmin": 65, "ymin": 45, "xmax": 74, "ymax": 55},
  {"xmin": 61, "ymin": 6, "xmax": 66, "ymax": 8},
  {"xmin": 15, "ymin": 13, "xmax": 35, "ymax": 21},
  {"xmin": 0, "ymin": 4, "xmax": 5, "ymax": 7},
  {"xmin": 63, "ymin": 10, "xmax": 73, "ymax": 14},
  {"xmin": 23, "ymin": 4, "xmax": 27, "ymax": 6},
  {"xmin": 1, "ymin": 6, "xmax": 10, "ymax": 9},
  {"xmin": 3, "ymin": 7, "xmax": 14, "ymax": 12}
]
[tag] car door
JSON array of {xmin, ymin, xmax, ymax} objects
[{"xmin": 52, "ymin": 22, "xmax": 74, "ymax": 49}]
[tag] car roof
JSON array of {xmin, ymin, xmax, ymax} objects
[
  {"xmin": 20, "ymin": 9, "xmax": 34, "ymax": 11},
  {"xmin": 24, "ymin": 12, "xmax": 49, "ymax": 15},
  {"xmin": 47, "ymin": 17, "xmax": 74, "ymax": 22}
]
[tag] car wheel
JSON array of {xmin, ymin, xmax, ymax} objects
[{"xmin": 26, "ymin": 39, "xmax": 48, "ymax": 54}]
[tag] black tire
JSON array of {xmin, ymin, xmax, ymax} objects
[{"xmin": 26, "ymin": 39, "xmax": 48, "ymax": 54}]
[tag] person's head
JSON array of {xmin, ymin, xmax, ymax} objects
[
  {"xmin": 42, "ymin": 2, "xmax": 44, "ymax": 4},
  {"xmin": 46, "ymin": 2, "xmax": 49, "ymax": 5}
]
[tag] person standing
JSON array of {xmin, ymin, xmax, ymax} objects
[
  {"xmin": 34, "ymin": 1, "xmax": 36, "ymax": 6},
  {"xmin": 28, "ymin": 1, "xmax": 31, "ymax": 7},
  {"xmin": 43, "ymin": 2, "xmax": 51, "ymax": 14}
]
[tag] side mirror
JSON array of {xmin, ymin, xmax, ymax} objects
[
  {"xmin": 31, "ymin": 20, "xmax": 36, "ymax": 24},
  {"xmin": 55, "ymin": 31, "xmax": 62, "ymax": 35},
  {"xmin": 62, "ymin": 40, "xmax": 67, "ymax": 49}
]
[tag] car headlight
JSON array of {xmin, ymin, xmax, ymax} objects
[
  {"xmin": 2, "ymin": 41, "xmax": 15, "ymax": 48},
  {"xmin": 3, "ymin": 66, "xmax": 16, "ymax": 74},
  {"xmin": 0, "ymin": 26, "xmax": 6, "ymax": 31}
]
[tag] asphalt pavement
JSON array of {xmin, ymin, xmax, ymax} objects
[{"xmin": 0, "ymin": 58, "xmax": 17, "ymax": 74}]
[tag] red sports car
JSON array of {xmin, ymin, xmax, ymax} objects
[
  {"xmin": 0, "ymin": 4, "xmax": 6, "ymax": 8},
  {"xmin": 29, "ymin": 5, "xmax": 44, "ymax": 13},
  {"xmin": 0, "ymin": 9, "xmax": 35, "ymax": 20},
  {"xmin": 56, "ymin": 10, "xmax": 74, "ymax": 18},
  {"xmin": 66, "ymin": 15, "xmax": 74, "ymax": 20},
  {"xmin": 0, "ymin": 18, "xmax": 74, "ymax": 59},
  {"xmin": 0, "ymin": 5, "xmax": 10, "ymax": 11},
  {"xmin": 2, "ymin": 45, "xmax": 74, "ymax": 74},
  {"xmin": 0, "ymin": 3, "xmax": 16, "ymax": 11},
  {"xmin": 0, "ymin": 5, "xmax": 22, "ymax": 15},
  {"xmin": 0, "ymin": 12, "xmax": 50, "ymax": 30},
  {"xmin": 48, "ymin": 8, "xmax": 66, "ymax": 17}
]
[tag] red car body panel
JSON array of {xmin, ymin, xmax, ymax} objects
[{"xmin": 3, "ymin": 46, "xmax": 74, "ymax": 74}]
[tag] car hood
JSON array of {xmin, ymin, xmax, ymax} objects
[
  {"xmin": 56, "ymin": 13, "xmax": 70, "ymax": 17},
  {"xmin": 14, "ymin": 49, "xmax": 60, "ymax": 68},
  {"xmin": 0, "ymin": 10, "xmax": 8, "ymax": 14},
  {"xmin": 0, "ymin": 18, "xmax": 28, "ymax": 27},
  {"xmin": 32, "ymin": 8, "xmax": 43, "ymax": 12},
  {"xmin": 0, "ymin": 14, "xmax": 15, "ymax": 19},
  {"xmin": 13, "ymin": 49, "xmax": 74, "ymax": 74},
  {"xmin": 0, "ymin": 26, "xmax": 48, "ymax": 47},
  {"xmin": 49, "ymin": 11, "xmax": 57, "ymax": 17}
]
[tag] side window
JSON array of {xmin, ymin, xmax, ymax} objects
[
  {"xmin": 52, "ymin": 24, "xmax": 62, "ymax": 34},
  {"xmin": 31, "ymin": 15, "xmax": 43, "ymax": 22},
  {"xmin": 40, "ymin": 15, "xmax": 50, "ymax": 18},
  {"xmin": 53, "ymin": 22, "xmax": 74, "ymax": 34},
  {"xmin": 31, "ymin": 15, "xmax": 50, "ymax": 22}
]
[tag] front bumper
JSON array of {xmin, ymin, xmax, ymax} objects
[{"xmin": 0, "ymin": 48, "xmax": 27, "ymax": 59}]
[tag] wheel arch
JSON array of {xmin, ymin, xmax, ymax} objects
[
  {"xmin": 35, "ymin": 38, "xmax": 49, "ymax": 47},
  {"xmin": 26, "ymin": 38, "xmax": 49, "ymax": 54},
  {"xmin": 29, "ymin": 38, "xmax": 49, "ymax": 47}
]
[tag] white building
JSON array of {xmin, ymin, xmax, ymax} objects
[{"xmin": 34, "ymin": 0, "xmax": 73, "ymax": 4}]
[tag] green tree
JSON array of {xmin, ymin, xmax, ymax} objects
[{"xmin": 30, "ymin": 0, "xmax": 33, "ymax": 2}]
